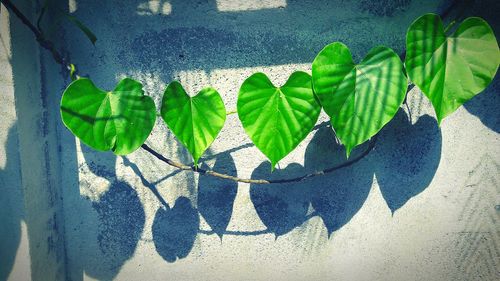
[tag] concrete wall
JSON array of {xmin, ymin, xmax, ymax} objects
[
  {"xmin": 1, "ymin": 0, "xmax": 67, "ymax": 280},
  {"xmin": 1, "ymin": 0, "xmax": 499, "ymax": 280}
]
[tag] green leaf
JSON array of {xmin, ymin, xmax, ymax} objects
[
  {"xmin": 237, "ymin": 72, "xmax": 321, "ymax": 169},
  {"xmin": 405, "ymin": 14, "xmax": 500, "ymax": 124},
  {"xmin": 312, "ymin": 42, "xmax": 407, "ymax": 156},
  {"xmin": 160, "ymin": 82, "xmax": 226, "ymax": 167},
  {"xmin": 60, "ymin": 78, "xmax": 156, "ymax": 155}
]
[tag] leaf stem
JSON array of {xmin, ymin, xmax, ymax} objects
[
  {"xmin": 444, "ymin": 20, "xmax": 457, "ymax": 34},
  {"xmin": 1, "ymin": 0, "xmax": 455, "ymax": 186},
  {"xmin": 226, "ymin": 109, "xmax": 237, "ymax": 115},
  {"xmin": 1, "ymin": 0, "xmax": 70, "ymax": 70},
  {"xmin": 141, "ymin": 136, "xmax": 376, "ymax": 184}
]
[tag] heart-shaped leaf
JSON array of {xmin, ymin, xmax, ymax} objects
[
  {"xmin": 312, "ymin": 43, "xmax": 407, "ymax": 156},
  {"xmin": 405, "ymin": 14, "xmax": 500, "ymax": 124},
  {"xmin": 161, "ymin": 82, "xmax": 226, "ymax": 166},
  {"xmin": 237, "ymin": 71, "xmax": 321, "ymax": 169},
  {"xmin": 60, "ymin": 78, "xmax": 156, "ymax": 155}
]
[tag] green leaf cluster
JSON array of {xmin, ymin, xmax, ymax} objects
[{"xmin": 60, "ymin": 14, "xmax": 499, "ymax": 169}]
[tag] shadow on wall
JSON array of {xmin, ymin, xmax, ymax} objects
[
  {"xmin": 122, "ymin": 152, "xmax": 238, "ymax": 263},
  {"xmin": 250, "ymin": 110, "xmax": 442, "ymax": 237},
  {"xmin": 114, "ymin": 108, "xmax": 442, "ymax": 267},
  {"xmin": 66, "ymin": 0, "xmax": 446, "ymax": 88},
  {"xmin": 62, "ymin": 145, "xmax": 145, "ymax": 281},
  {"xmin": 0, "ymin": 124, "xmax": 24, "ymax": 281},
  {"xmin": 373, "ymin": 110, "xmax": 442, "ymax": 214}
]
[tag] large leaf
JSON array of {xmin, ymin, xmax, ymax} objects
[
  {"xmin": 312, "ymin": 43, "xmax": 407, "ymax": 156},
  {"xmin": 161, "ymin": 82, "xmax": 226, "ymax": 166},
  {"xmin": 405, "ymin": 14, "xmax": 500, "ymax": 124},
  {"xmin": 237, "ymin": 71, "xmax": 321, "ymax": 169},
  {"xmin": 60, "ymin": 78, "xmax": 156, "ymax": 155}
]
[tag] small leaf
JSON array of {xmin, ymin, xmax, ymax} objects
[
  {"xmin": 160, "ymin": 82, "xmax": 226, "ymax": 166},
  {"xmin": 65, "ymin": 13, "xmax": 97, "ymax": 45},
  {"xmin": 60, "ymin": 78, "xmax": 156, "ymax": 155},
  {"xmin": 312, "ymin": 42, "xmax": 407, "ymax": 156},
  {"xmin": 237, "ymin": 72, "xmax": 321, "ymax": 169},
  {"xmin": 405, "ymin": 14, "xmax": 500, "ymax": 124}
]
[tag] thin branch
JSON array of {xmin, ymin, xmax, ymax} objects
[
  {"xmin": 1, "ymin": 0, "xmax": 69, "ymax": 68},
  {"xmin": 1, "ymin": 0, "xmax": 459, "ymax": 186},
  {"xmin": 141, "ymin": 136, "xmax": 376, "ymax": 184}
]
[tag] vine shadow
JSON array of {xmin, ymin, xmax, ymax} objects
[
  {"xmin": 249, "ymin": 109, "xmax": 442, "ymax": 237},
  {"xmin": 197, "ymin": 153, "xmax": 238, "ymax": 239},
  {"xmin": 62, "ymin": 144, "xmax": 145, "ymax": 281},
  {"xmin": 122, "ymin": 152, "xmax": 238, "ymax": 263},
  {"xmin": 249, "ymin": 125, "xmax": 374, "ymax": 238}
]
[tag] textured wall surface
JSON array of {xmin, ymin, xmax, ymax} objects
[{"xmin": 1, "ymin": 0, "xmax": 499, "ymax": 281}]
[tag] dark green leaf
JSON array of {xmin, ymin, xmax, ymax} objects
[
  {"xmin": 405, "ymin": 14, "xmax": 499, "ymax": 124},
  {"xmin": 312, "ymin": 43, "xmax": 407, "ymax": 156}
]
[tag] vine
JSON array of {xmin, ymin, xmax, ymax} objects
[{"xmin": 2, "ymin": 0, "xmax": 499, "ymax": 185}]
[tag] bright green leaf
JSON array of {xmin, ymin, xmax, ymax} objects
[
  {"xmin": 161, "ymin": 82, "xmax": 226, "ymax": 167},
  {"xmin": 312, "ymin": 42, "xmax": 407, "ymax": 156},
  {"xmin": 405, "ymin": 14, "xmax": 500, "ymax": 124},
  {"xmin": 60, "ymin": 78, "xmax": 156, "ymax": 155},
  {"xmin": 237, "ymin": 72, "xmax": 321, "ymax": 169}
]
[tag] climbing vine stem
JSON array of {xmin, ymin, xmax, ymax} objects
[{"xmin": 1, "ymin": 0, "xmax": 469, "ymax": 185}]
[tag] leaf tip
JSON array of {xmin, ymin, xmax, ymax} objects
[
  {"xmin": 437, "ymin": 115, "xmax": 444, "ymax": 127},
  {"xmin": 345, "ymin": 146, "xmax": 352, "ymax": 159}
]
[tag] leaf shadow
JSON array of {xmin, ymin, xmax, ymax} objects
[
  {"xmin": 198, "ymin": 153, "xmax": 238, "ymax": 239},
  {"xmin": 304, "ymin": 126, "xmax": 374, "ymax": 236},
  {"xmin": 152, "ymin": 196, "xmax": 199, "ymax": 263},
  {"xmin": 373, "ymin": 110, "xmax": 442, "ymax": 214},
  {"xmin": 247, "ymin": 109, "xmax": 443, "ymax": 237},
  {"xmin": 63, "ymin": 144, "xmax": 145, "ymax": 281},
  {"xmin": 248, "ymin": 125, "xmax": 374, "ymax": 238},
  {"xmin": 122, "ymin": 155, "xmax": 200, "ymax": 264},
  {"xmin": 250, "ymin": 162, "xmax": 311, "ymax": 238}
]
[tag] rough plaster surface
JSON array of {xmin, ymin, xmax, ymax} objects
[{"xmin": 1, "ymin": 0, "xmax": 499, "ymax": 281}]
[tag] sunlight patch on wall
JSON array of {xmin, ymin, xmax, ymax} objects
[
  {"xmin": 137, "ymin": 0, "xmax": 172, "ymax": 16},
  {"xmin": 0, "ymin": 12, "xmax": 13, "ymax": 169},
  {"xmin": 7, "ymin": 221, "xmax": 32, "ymax": 281},
  {"xmin": 75, "ymin": 138, "xmax": 114, "ymax": 201},
  {"xmin": 68, "ymin": 0, "xmax": 78, "ymax": 13},
  {"xmin": 216, "ymin": 0, "xmax": 287, "ymax": 12},
  {"xmin": 173, "ymin": 69, "xmax": 211, "ymax": 96}
]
